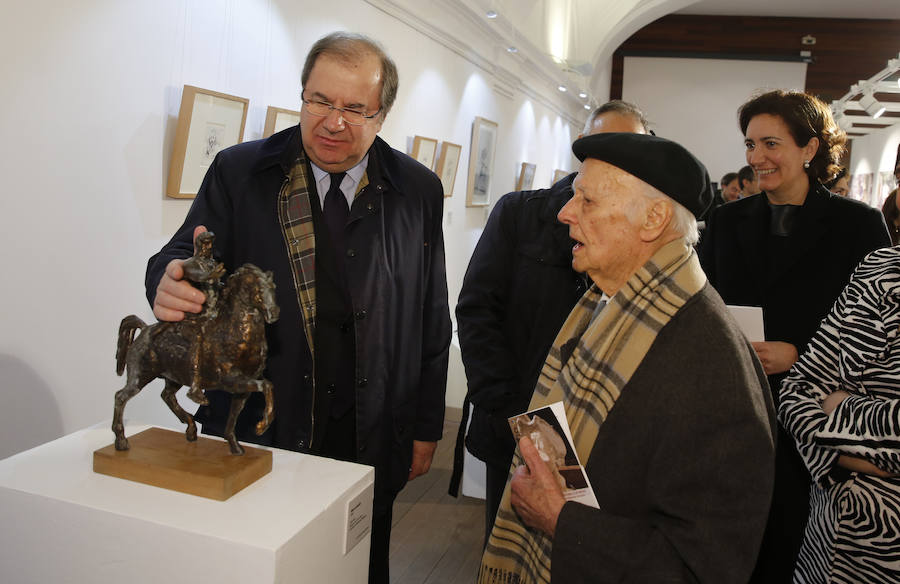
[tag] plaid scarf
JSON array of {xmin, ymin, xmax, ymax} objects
[
  {"xmin": 276, "ymin": 147, "xmax": 369, "ymax": 356},
  {"xmin": 478, "ymin": 240, "xmax": 707, "ymax": 584}
]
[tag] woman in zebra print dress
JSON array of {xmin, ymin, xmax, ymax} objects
[{"xmin": 779, "ymin": 246, "xmax": 900, "ymax": 583}]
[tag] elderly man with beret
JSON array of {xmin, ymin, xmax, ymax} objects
[{"xmin": 477, "ymin": 133, "xmax": 777, "ymax": 583}]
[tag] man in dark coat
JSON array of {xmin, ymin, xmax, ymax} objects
[
  {"xmin": 449, "ymin": 100, "xmax": 649, "ymax": 543},
  {"xmin": 146, "ymin": 32, "xmax": 451, "ymax": 584}
]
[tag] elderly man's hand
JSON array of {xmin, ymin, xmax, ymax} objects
[
  {"xmin": 510, "ymin": 435, "xmax": 567, "ymax": 537},
  {"xmin": 751, "ymin": 341, "xmax": 798, "ymax": 375}
]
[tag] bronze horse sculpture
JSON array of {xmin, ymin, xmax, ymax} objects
[{"xmin": 112, "ymin": 264, "xmax": 279, "ymax": 455}]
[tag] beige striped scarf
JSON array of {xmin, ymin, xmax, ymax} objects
[{"xmin": 478, "ymin": 240, "xmax": 707, "ymax": 583}]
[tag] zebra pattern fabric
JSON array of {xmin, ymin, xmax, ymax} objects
[{"xmin": 779, "ymin": 246, "xmax": 900, "ymax": 583}]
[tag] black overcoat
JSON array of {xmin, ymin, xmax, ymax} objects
[
  {"xmin": 698, "ymin": 182, "xmax": 890, "ymax": 580},
  {"xmin": 455, "ymin": 175, "xmax": 587, "ymax": 471}
]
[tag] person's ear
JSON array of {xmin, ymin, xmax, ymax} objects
[
  {"xmin": 640, "ymin": 199, "xmax": 672, "ymax": 242},
  {"xmin": 803, "ymin": 136, "xmax": 820, "ymax": 165}
]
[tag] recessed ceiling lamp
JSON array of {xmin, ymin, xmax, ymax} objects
[
  {"xmin": 486, "ymin": 10, "xmax": 497, "ymax": 19},
  {"xmin": 584, "ymin": 104, "xmax": 591, "ymax": 110},
  {"xmin": 558, "ymin": 85, "xmax": 567, "ymax": 92},
  {"xmin": 507, "ymin": 46, "xmax": 518, "ymax": 53},
  {"xmin": 859, "ymin": 91, "xmax": 886, "ymax": 119},
  {"xmin": 578, "ymin": 91, "xmax": 587, "ymax": 99}
]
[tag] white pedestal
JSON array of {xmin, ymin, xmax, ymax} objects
[{"xmin": 0, "ymin": 424, "xmax": 374, "ymax": 584}]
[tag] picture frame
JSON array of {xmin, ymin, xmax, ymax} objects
[
  {"xmin": 553, "ymin": 169, "xmax": 569, "ymax": 184},
  {"xmin": 466, "ymin": 116, "xmax": 498, "ymax": 207},
  {"xmin": 849, "ymin": 172, "xmax": 873, "ymax": 205},
  {"xmin": 411, "ymin": 135, "xmax": 438, "ymax": 169},
  {"xmin": 875, "ymin": 171, "xmax": 896, "ymax": 208},
  {"xmin": 435, "ymin": 141, "xmax": 462, "ymax": 197},
  {"xmin": 516, "ymin": 162, "xmax": 536, "ymax": 191},
  {"xmin": 167, "ymin": 85, "xmax": 249, "ymax": 199},
  {"xmin": 262, "ymin": 106, "xmax": 300, "ymax": 138}
]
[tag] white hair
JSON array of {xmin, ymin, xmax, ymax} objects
[{"xmin": 627, "ymin": 184, "xmax": 699, "ymax": 246}]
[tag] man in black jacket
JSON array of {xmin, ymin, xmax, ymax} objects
[
  {"xmin": 449, "ymin": 100, "xmax": 649, "ymax": 542},
  {"xmin": 146, "ymin": 32, "xmax": 450, "ymax": 584}
]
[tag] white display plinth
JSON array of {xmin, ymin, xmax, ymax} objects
[{"xmin": 0, "ymin": 423, "xmax": 374, "ymax": 584}]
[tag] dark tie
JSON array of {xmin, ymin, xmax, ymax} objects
[{"xmin": 323, "ymin": 172, "xmax": 349, "ymax": 253}]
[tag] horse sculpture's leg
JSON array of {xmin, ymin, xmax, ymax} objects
[
  {"xmin": 224, "ymin": 392, "xmax": 251, "ymax": 455},
  {"xmin": 112, "ymin": 373, "xmax": 149, "ymax": 451},
  {"xmin": 160, "ymin": 379, "xmax": 198, "ymax": 442},
  {"xmin": 256, "ymin": 379, "xmax": 275, "ymax": 436}
]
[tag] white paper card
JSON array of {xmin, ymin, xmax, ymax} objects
[
  {"xmin": 727, "ymin": 305, "xmax": 765, "ymax": 342},
  {"xmin": 509, "ymin": 401, "xmax": 599, "ymax": 509},
  {"xmin": 343, "ymin": 485, "xmax": 373, "ymax": 555}
]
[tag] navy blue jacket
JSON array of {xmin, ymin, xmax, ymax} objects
[
  {"xmin": 454, "ymin": 175, "xmax": 588, "ymax": 473},
  {"xmin": 146, "ymin": 126, "xmax": 451, "ymax": 495}
]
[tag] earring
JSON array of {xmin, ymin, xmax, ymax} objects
[{"xmin": 803, "ymin": 160, "xmax": 810, "ymax": 169}]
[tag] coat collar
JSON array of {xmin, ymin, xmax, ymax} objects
[{"xmin": 734, "ymin": 182, "xmax": 833, "ymax": 287}]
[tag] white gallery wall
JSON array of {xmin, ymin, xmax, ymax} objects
[
  {"xmin": 622, "ymin": 56, "xmax": 808, "ymax": 183},
  {"xmin": 0, "ymin": 0, "xmax": 583, "ymax": 458}
]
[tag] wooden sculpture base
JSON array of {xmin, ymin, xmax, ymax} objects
[{"xmin": 93, "ymin": 427, "xmax": 272, "ymax": 501}]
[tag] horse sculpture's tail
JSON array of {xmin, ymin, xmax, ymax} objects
[{"xmin": 116, "ymin": 315, "xmax": 147, "ymax": 376}]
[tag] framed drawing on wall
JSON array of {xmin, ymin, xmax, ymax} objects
[
  {"xmin": 411, "ymin": 136, "xmax": 438, "ymax": 169},
  {"xmin": 552, "ymin": 169, "xmax": 569, "ymax": 184},
  {"xmin": 876, "ymin": 171, "xmax": 897, "ymax": 208},
  {"xmin": 435, "ymin": 141, "xmax": 461, "ymax": 197},
  {"xmin": 466, "ymin": 116, "xmax": 498, "ymax": 207},
  {"xmin": 849, "ymin": 172, "xmax": 873, "ymax": 205},
  {"xmin": 263, "ymin": 106, "xmax": 300, "ymax": 138},
  {"xmin": 516, "ymin": 162, "xmax": 536, "ymax": 191},
  {"xmin": 167, "ymin": 85, "xmax": 249, "ymax": 199}
]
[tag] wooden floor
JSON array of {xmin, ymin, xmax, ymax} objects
[{"xmin": 390, "ymin": 417, "xmax": 485, "ymax": 584}]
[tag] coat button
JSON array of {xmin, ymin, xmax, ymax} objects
[
  {"xmin": 297, "ymin": 439, "xmax": 306, "ymax": 449},
  {"xmin": 346, "ymin": 248, "xmax": 356, "ymax": 257},
  {"xmin": 355, "ymin": 309, "xmax": 367, "ymax": 320},
  {"xmin": 327, "ymin": 383, "xmax": 336, "ymax": 395},
  {"xmin": 367, "ymin": 202, "xmax": 377, "ymax": 213},
  {"xmin": 358, "ymin": 377, "xmax": 368, "ymax": 387}
]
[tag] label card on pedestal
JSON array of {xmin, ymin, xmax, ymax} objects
[{"xmin": 344, "ymin": 485, "xmax": 373, "ymax": 554}]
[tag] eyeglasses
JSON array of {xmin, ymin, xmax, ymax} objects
[{"xmin": 301, "ymin": 97, "xmax": 381, "ymax": 126}]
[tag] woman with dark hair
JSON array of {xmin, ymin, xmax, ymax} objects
[{"xmin": 699, "ymin": 90, "xmax": 890, "ymax": 582}]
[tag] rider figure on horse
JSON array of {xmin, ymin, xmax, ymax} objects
[{"xmin": 181, "ymin": 230, "xmax": 225, "ymax": 405}]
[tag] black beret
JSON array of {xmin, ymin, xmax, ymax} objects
[{"xmin": 572, "ymin": 133, "xmax": 713, "ymax": 219}]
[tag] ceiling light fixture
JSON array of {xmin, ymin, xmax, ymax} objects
[
  {"xmin": 507, "ymin": 46, "xmax": 518, "ymax": 54},
  {"xmin": 584, "ymin": 104, "xmax": 591, "ymax": 110},
  {"xmin": 486, "ymin": 10, "xmax": 497, "ymax": 19},
  {"xmin": 578, "ymin": 91, "xmax": 587, "ymax": 99},
  {"xmin": 859, "ymin": 90, "xmax": 886, "ymax": 119},
  {"xmin": 558, "ymin": 85, "xmax": 567, "ymax": 92},
  {"xmin": 833, "ymin": 112, "xmax": 852, "ymax": 133}
]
